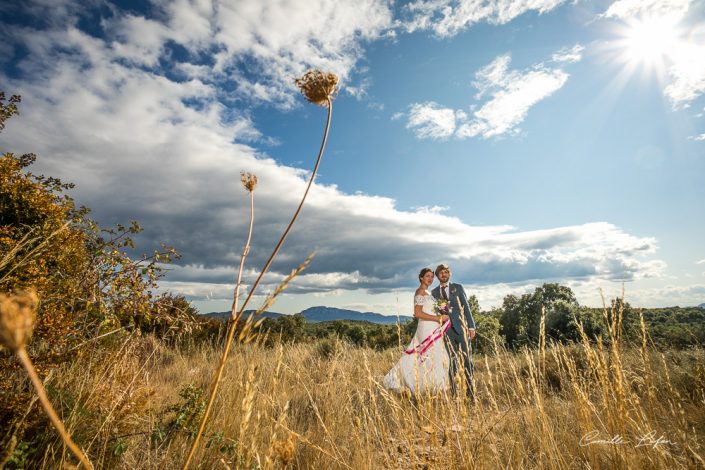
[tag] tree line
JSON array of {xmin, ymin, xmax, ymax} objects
[{"xmin": 255, "ymin": 284, "xmax": 704, "ymax": 353}]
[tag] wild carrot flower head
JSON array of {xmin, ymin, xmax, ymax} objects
[
  {"xmin": 271, "ymin": 434, "xmax": 296, "ymax": 466},
  {"xmin": 240, "ymin": 172, "xmax": 258, "ymax": 192},
  {"xmin": 295, "ymin": 70, "xmax": 338, "ymax": 106},
  {"xmin": 0, "ymin": 289, "xmax": 38, "ymax": 351}
]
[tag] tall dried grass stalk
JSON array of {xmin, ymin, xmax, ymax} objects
[
  {"xmin": 539, "ymin": 306, "xmax": 546, "ymax": 381},
  {"xmin": 639, "ymin": 309, "xmax": 657, "ymax": 419},
  {"xmin": 183, "ymin": 70, "xmax": 337, "ymax": 468},
  {"xmin": 238, "ymin": 363, "xmax": 257, "ymax": 458},
  {"xmin": 183, "ymin": 173, "xmax": 257, "ymax": 468}
]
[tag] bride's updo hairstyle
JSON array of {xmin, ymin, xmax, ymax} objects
[{"xmin": 418, "ymin": 267, "xmax": 433, "ymax": 282}]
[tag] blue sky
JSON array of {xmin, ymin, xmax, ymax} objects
[{"xmin": 1, "ymin": 0, "xmax": 704, "ymax": 315}]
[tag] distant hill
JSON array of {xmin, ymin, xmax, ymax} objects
[
  {"xmin": 202, "ymin": 310, "xmax": 284, "ymax": 321},
  {"xmin": 699, "ymin": 303, "xmax": 705, "ymax": 309},
  {"xmin": 203, "ymin": 306, "xmax": 412, "ymax": 324},
  {"xmin": 300, "ymin": 306, "xmax": 412, "ymax": 324}
]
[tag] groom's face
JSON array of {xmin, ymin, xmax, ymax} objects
[{"xmin": 437, "ymin": 269, "xmax": 450, "ymax": 284}]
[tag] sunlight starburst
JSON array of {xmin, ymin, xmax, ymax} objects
[
  {"xmin": 599, "ymin": 13, "xmax": 688, "ymax": 95},
  {"xmin": 620, "ymin": 16, "xmax": 681, "ymax": 70}
]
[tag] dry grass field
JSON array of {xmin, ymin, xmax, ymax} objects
[{"xmin": 4, "ymin": 328, "xmax": 704, "ymax": 469}]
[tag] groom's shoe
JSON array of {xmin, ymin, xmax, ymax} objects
[{"xmin": 466, "ymin": 386, "xmax": 476, "ymax": 402}]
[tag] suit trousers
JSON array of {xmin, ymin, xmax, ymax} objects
[{"xmin": 444, "ymin": 328, "xmax": 474, "ymax": 398}]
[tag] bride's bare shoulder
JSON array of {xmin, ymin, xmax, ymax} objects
[{"xmin": 414, "ymin": 288, "xmax": 427, "ymax": 296}]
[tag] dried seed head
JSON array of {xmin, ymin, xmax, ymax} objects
[
  {"xmin": 240, "ymin": 172, "xmax": 258, "ymax": 192},
  {"xmin": 0, "ymin": 289, "xmax": 38, "ymax": 351},
  {"xmin": 295, "ymin": 70, "xmax": 338, "ymax": 106},
  {"xmin": 271, "ymin": 434, "xmax": 296, "ymax": 466}
]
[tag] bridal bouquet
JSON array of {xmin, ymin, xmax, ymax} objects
[{"xmin": 434, "ymin": 298, "xmax": 451, "ymax": 315}]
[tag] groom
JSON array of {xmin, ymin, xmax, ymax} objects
[{"xmin": 432, "ymin": 263, "xmax": 476, "ymax": 398}]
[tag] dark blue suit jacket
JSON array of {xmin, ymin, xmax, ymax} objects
[{"xmin": 431, "ymin": 282, "xmax": 476, "ymax": 336}]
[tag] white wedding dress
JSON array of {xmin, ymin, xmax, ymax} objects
[{"xmin": 383, "ymin": 292, "xmax": 450, "ymax": 393}]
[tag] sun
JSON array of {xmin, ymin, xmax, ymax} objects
[{"xmin": 617, "ymin": 16, "xmax": 681, "ymax": 70}]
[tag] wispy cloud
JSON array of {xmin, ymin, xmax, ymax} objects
[
  {"xmin": 403, "ymin": 49, "xmax": 576, "ymax": 140},
  {"xmin": 458, "ymin": 55, "xmax": 569, "ymax": 138},
  {"xmin": 405, "ymin": 102, "xmax": 459, "ymax": 139},
  {"xmin": 603, "ymin": 0, "xmax": 691, "ymax": 21},
  {"xmin": 400, "ymin": 0, "xmax": 567, "ymax": 38},
  {"xmin": 552, "ymin": 44, "xmax": 585, "ymax": 63},
  {"xmin": 689, "ymin": 133, "xmax": 705, "ymax": 141}
]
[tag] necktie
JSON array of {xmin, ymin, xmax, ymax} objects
[{"xmin": 441, "ymin": 285, "xmax": 448, "ymax": 300}]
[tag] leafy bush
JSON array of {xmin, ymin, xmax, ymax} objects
[{"xmin": 0, "ymin": 93, "xmax": 213, "ymax": 446}]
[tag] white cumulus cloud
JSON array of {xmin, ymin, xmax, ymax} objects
[
  {"xmin": 18, "ymin": 0, "xmax": 395, "ymax": 109},
  {"xmin": 664, "ymin": 43, "xmax": 705, "ymax": 107}
]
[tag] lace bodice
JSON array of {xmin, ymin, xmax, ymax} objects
[{"xmin": 414, "ymin": 293, "xmax": 437, "ymax": 317}]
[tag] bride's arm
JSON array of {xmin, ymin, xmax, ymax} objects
[{"xmin": 414, "ymin": 304, "xmax": 448, "ymax": 323}]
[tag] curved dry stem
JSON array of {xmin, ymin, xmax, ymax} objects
[
  {"xmin": 233, "ymin": 97, "xmax": 332, "ymax": 325},
  {"xmin": 16, "ymin": 347, "xmax": 93, "ymax": 469},
  {"xmin": 183, "ymin": 97, "xmax": 333, "ymax": 469}
]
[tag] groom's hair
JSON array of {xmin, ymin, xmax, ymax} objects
[{"xmin": 435, "ymin": 263, "xmax": 450, "ymax": 276}]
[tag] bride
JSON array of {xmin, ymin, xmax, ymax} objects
[{"xmin": 383, "ymin": 268, "xmax": 451, "ymax": 394}]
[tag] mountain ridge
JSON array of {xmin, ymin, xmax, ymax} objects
[
  {"xmin": 202, "ymin": 306, "xmax": 413, "ymax": 324},
  {"xmin": 299, "ymin": 306, "xmax": 413, "ymax": 324}
]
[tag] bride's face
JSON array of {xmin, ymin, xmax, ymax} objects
[{"xmin": 421, "ymin": 271, "xmax": 434, "ymax": 287}]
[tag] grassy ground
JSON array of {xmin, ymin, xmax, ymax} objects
[{"xmin": 4, "ymin": 330, "xmax": 704, "ymax": 469}]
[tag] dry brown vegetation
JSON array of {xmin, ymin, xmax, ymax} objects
[{"xmin": 3, "ymin": 327, "xmax": 704, "ymax": 469}]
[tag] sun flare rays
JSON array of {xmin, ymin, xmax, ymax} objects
[
  {"xmin": 619, "ymin": 16, "xmax": 681, "ymax": 69},
  {"xmin": 598, "ymin": 9, "xmax": 698, "ymax": 104}
]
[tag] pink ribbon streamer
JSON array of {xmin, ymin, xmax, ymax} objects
[{"xmin": 403, "ymin": 320, "xmax": 451, "ymax": 361}]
